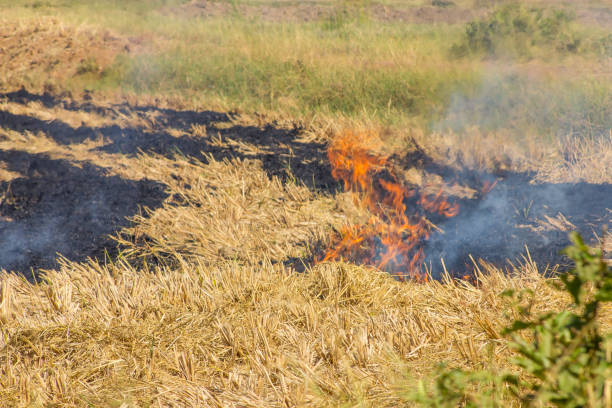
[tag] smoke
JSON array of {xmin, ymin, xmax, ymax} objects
[
  {"xmin": 423, "ymin": 178, "xmax": 577, "ymax": 276},
  {"xmin": 320, "ymin": 84, "xmax": 611, "ymax": 279},
  {"xmin": 0, "ymin": 216, "xmax": 68, "ymax": 279},
  {"xmin": 422, "ymin": 67, "xmax": 612, "ymax": 277},
  {"xmin": 434, "ymin": 68, "xmax": 612, "ymax": 142},
  {"xmin": 0, "ymin": 149, "xmax": 167, "ymax": 280}
]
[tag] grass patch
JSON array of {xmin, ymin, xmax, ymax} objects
[
  {"xmin": 435, "ymin": 73, "xmax": 612, "ymax": 142},
  {"xmin": 3, "ymin": 1, "xmax": 610, "ymax": 140},
  {"xmin": 79, "ymin": 18, "xmax": 478, "ymax": 127}
]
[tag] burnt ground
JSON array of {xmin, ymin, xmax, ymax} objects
[
  {"xmin": 0, "ymin": 89, "xmax": 335, "ymax": 189},
  {"xmin": 396, "ymin": 148, "xmax": 612, "ymax": 276},
  {"xmin": 0, "ymin": 88, "xmax": 610, "ymax": 279},
  {"xmin": 0, "ymin": 88, "xmax": 335, "ymax": 278},
  {"xmin": 423, "ymin": 174, "xmax": 612, "ymax": 276},
  {"xmin": 0, "ymin": 150, "xmax": 167, "ymax": 280}
]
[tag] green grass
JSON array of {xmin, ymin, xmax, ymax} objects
[
  {"xmin": 3, "ymin": 0, "xmax": 611, "ymax": 141},
  {"xmin": 436, "ymin": 73, "xmax": 612, "ymax": 141},
  {"xmin": 98, "ymin": 20, "xmax": 479, "ymax": 126},
  {"xmin": 69, "ymin": 14, "xmax": 477, "ymax": 125}
]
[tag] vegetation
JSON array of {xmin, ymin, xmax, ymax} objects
[
  {"xmin": 1, "ymin": 0, "xmax": 610, "ymax": 141},
  {"xmin": 413, "ymin": 232, "xmax": 612, "ymax": 407},
  {"xmin": 0, "ymin": 0, "xmax": 610, "ymax": 406},
  {"xmin": 450, "ymin": 5, "xmax": 585, "ymax": 58}
]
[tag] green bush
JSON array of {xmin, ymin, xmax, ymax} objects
[
  {"xmin": 450, "ymin": 5, "xmax": 581, "ymax": 59},
  {"xmin": 413, "ymin": 232, "xmax": 612, "ymax": 407},
  {"xmin": 75, "ymin": 57, "xmax": 101, "ymax": 75},
  {"xmin": 592, "ymin": 34, "xmax": 612, "ymax": 58}
]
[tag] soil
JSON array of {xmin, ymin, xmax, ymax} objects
[
  {"xmin": 167, "ymin": 0, "xmax": 612, "ymax": 28},
  {"xmin": 0, "ymin": 88, "xmax": 610, "ymax": 279},
  {"xmin": 166, "ymin": 1, "xmax": 486, "ymax": 24},
  {"xmin": 0, "ymin": 18, "xmax": 131, "ymax": 91},
  {"xmin": 0, "ymin": 88, "xmax": 335, "ymax": 278},
  {"xmin": 0, "ymin": 149, "xmax": 167, "ymax": 280}
]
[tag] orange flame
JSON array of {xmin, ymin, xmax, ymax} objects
[
  {"xmin": 481, "ymin": 180, "xmax": 498, "ymax": 195},
  {"xmin": 321, "ymin": 131, "xmax": 460, "ymax": 281}
]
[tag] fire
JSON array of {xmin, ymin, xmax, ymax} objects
[
  {"xmin": 481, "ymin": 180, "xmax": 498, "ymax": 195},
  {"xmin": 321, "ymin": 131, "xmax": 460, "ymax": 280}
]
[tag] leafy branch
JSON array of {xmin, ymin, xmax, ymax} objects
[{"xmin": 413, "ymin": 232, "xmax": 612, "ymax": 407}]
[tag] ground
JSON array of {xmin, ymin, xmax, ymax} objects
[{"xmin": 0, "ymin": 0, "xmax": 611, "ymax": 406}]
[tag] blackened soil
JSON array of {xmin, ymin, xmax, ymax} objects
[
  {"xmin": 1, "ymin": 88, "xmax": 336, "ymax": 190},
  {"xmin": 399, "ymin": 149, "xmax": 612, "ymax": 277},
  {"xmin": 0, "ymin": 89, "xmax": 336, "ymax": 278},
  {"xmin": 0, "ymin": 150, "xmax": 167, "ymax": 280},
  {"xmin": 0, "ymin": 89, "xmax": 609, "ymax": 280},
  {"xmin": 423, "ymin": 176, "xmax": 612, "ymax": 276}
]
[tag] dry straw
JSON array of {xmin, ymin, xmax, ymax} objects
[{"xmin": 1, "ymin": 151, "xmax": 609, "ymax": 406}]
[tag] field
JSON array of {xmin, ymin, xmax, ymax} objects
[{"xmin": 0, "ymin": 0, "xmax": 611, "ymax": 406}]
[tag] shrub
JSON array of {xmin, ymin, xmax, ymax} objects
[
  {"xmin": 592, "ymin": 34, "xmax": 612, "ymax": 58},
  {"xmin": 412, "ymin": 232, "xmax": 612, "ymax": 407},
  {"xmin": 75, "ymin": 57, "xmax": 101, "ymax": 75},
  {"xmin": 450, "ymin": 5, "xmax": 581, "ymax": 59}
]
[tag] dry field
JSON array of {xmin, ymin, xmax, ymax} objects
[{"xmin": 0, "ymin": 1, "xmax": 611, "ymax": 406}]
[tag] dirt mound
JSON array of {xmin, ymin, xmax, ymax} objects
[{"xmin": 0, "ymin": 17, "xmax": 129, "ymax": 90}]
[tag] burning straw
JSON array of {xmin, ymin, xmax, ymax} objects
[{"xmin": 320, "ymin": 131, "xmax": 460, "ymax": 281}]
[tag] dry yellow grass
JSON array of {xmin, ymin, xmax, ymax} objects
[
  {"xmin": 0, "ymin": 10, "xmax": 611, "ymax": 407},
  {"xmin": 3, "ymin": 236, "xmax": 604, "ymax": 406},
  {"xmin": 0, "ymin": 143, "xmax": 610, "ymax": 406},
  {"xmin": 116, "ymin": 154, "xmax": 347, "ymax": 266}
]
